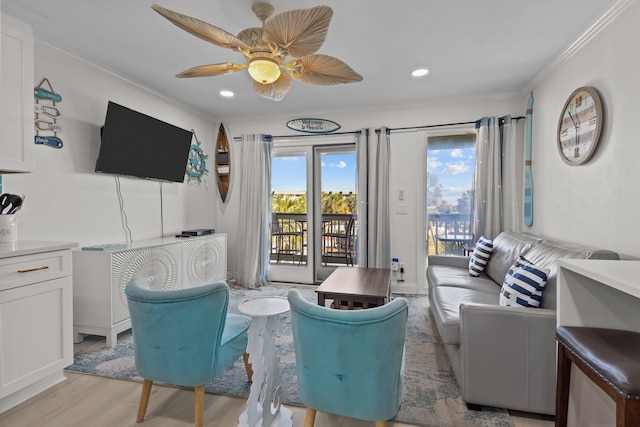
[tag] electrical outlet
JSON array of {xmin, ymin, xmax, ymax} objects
[
  {"xmin": 391, "ymin": 258, "xmax": 399, "ymax": 271},
  {"xmin": 399, "ymin": 263, "xmax": 406, "ymax": 273}
]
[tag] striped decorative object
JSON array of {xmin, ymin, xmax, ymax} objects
[
  {"xmin": 468, "ymin": 236, "xmax": 494, "ymax": 277},
  {"xmin": 499, "ymin": 256, "xmax": 550, "ymax": 308}
]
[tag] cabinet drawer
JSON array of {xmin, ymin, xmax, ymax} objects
[{"xmin": 0, "ymin": 250, "xmax": 72, "ymax": 291}]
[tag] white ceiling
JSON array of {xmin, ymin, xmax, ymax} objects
[{"xmin": 2, "ymin": 0, "xmax": 616, "ymax": 119}]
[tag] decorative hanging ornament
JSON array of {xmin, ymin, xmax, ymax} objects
[{"xmin": 186, "ymin": 130, "xmax": 209, "ymax": 186}]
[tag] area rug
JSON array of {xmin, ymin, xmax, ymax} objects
[{"xmin": 65, "ymin": 284, "xmax": 513, "ymax": 427}]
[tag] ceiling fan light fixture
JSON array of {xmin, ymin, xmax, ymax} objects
[
  {"xmin": 412, "ymin": 68, "xmax": 429, "ymax": 77},
  {"xmin": 248, "ymin": 58, "xmax": 281, "ymax": 84}
]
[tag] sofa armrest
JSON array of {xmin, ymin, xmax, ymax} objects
[
  {"xmin": 459, "ymin": 303, "xmax": 556, "ymax": 415},
  {"xmin": 427, "ymin": 255, "xmax": 469, "ymax": 269}
]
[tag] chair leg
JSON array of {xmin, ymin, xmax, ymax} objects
[
  {"xmin": 304, "ymin": 407, "xmax": 317, "ymax": 427},
  {"xmin": 556, "ymin": 342, "xmax": 572, "ymax": 427},
  {"xmin": 374, "ymin": 422, "xmax": 386, "ymax": 427},
  {"xmin": 137, "ymin": 379, "xmax": 153, "ymax": 423},
  {"xmin": 617, "ymin": 397, "xmax": 640, "ymax": 427},
  {"xmin": 194, "ymin": 385, "xmax": 204, "ymax": 427},
  {"xmin": 243, "ymin": 352, "xmax": 253, "ymax": 382}
]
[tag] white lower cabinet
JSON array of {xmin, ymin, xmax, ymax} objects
[
  {"xmin": 73, "ymin": 234, "xmax": 227, "ymax": 347},
  {"xmin": 0, "ymin": 242, "xmax": 76, "ymax": 413}
]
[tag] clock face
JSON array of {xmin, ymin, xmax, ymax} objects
[{"xmin": 557, "ymin": 87, "xmax": 603, "ymax": 166}]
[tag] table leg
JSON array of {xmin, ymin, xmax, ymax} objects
[
  {"xmin": 317, "ymin": 292, "xmax": 325, "ymax": 307},
  {"xmin": 238, "ymin": 316, "xmax": 292, "ymax": 427}
]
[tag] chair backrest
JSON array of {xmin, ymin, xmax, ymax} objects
[
  {"xmin": 287, "ymin": 289, "xmax": 409, "ymax": 421},
  {"xmin": 125, "ymin": 278, "xmax": 230, "ymax": 386}
]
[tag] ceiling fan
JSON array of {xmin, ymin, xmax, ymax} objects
[{"xmin": 151, "ymin": 2, "xmax": 363, "ymax": 101}]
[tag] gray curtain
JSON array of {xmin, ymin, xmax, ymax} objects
[
  {"xmin": 235, "ymin": 134, "xmax": 272, "ymax": 287},
  {"xmin": 472, "ymin": 116, "xmax": 524, "ymax": 240},
  {"xmin": 501, "ymin": 117, "xmax": 525, "ymax": 233},
  {"xmin": 356, "ymin": 127, "xmax": 390, "ymax": 268}
]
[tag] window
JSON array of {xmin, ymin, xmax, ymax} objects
[{"xmin": 426, "ymin": 134, "xmax": 476, "ymax": 255}]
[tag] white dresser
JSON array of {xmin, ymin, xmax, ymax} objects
[
  {"xmin": 73, "ymin": 234, "xmax": 227, "ymax": 347},
  {"xmin": 0, "ymin": 240, "xmax": 77, "ymax": 413}
]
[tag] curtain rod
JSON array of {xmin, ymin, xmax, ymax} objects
[
  {"xmin": 233, "ymin": 130, "xmax": 359, "ymax": 141},
  {"xmin": 231, "ymin": 115, "xmax": 526, "ymax": 140},
  {"xmin": 379, "ymin": 115, "xmax": 525, "ymax": 133}
]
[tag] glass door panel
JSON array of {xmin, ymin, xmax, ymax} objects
[
  {"xmin": 315, "ymin": 147, "xmax": 358, "ymax": 281},
  {"xmin": 268, "ymin": 147, "xmax": 314, "ymax": 284},
  {"xmin": 426, "ymin": 134, "xmax": 476, "ymax": 256}
]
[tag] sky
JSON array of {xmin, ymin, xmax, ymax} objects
[
  {"xmin": 271, "ymin": 147, "xmax": 475, "ymax": 203},
  {"xmin": 427, "ymin": 146, "xmax": 475, "ymax": 204},
  {"xmin": 272, "ymin": 152, "xmax": 356, "ymax": 193}
]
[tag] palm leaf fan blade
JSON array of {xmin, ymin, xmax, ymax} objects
[
  {"xmin": 176, "ymin": 63, "xmax": 248, "ymax": 78},
  {"xmin": 296, "ymin": 54, "xmax": 363, "ymax": 86},
  {"xmin": 151, "ymin": 4, "xmax": 249, "ymax": 51},
  {"xmin": 262, "ymin": 5, "xmax": 333, "ymax": 58},
  {"xmin": 254, "ymin": 73, "xmax": 292, "ymax": 101}
]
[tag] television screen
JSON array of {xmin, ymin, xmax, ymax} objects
[{"xmin": 96, "ymin": 101, "xmax": 193, "ymax": 183}]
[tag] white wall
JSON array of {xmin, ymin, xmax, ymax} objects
[
  {"xmin": 221, "ymin": 95, "xmax": 523, "ymax": 291},
  {"xmin": 528, "ymin": 0, "xmax": 640, "ymax": 260},
  {"xmin": 3, "ymin": 43, "xmax": 218, "ymax": 247}
]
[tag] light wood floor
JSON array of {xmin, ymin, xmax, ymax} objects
[{"xmin": 2, "ymin": 372, "xmax": 553, "ymax": 427}]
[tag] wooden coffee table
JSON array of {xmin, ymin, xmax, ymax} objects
[{"xmin": 316, "ymin": 267, "xmax": 391, "ymax": 309}]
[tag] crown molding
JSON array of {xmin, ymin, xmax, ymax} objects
[{"xmin": 525, "ymin": 0, "xmax": 636, "ymax": 93}]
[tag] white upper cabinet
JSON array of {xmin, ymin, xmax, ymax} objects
[{"xmin": 0, "ymin": 14, "xmax": 34, "ymax": 173}]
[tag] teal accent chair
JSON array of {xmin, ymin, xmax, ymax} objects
[
  {"xmin": 125, "ymin": 278, "xmax": 252, "ymax": 427},
  {"xmin": 287, "ymin": 289, "xmax": 409, "ymax": 427}
]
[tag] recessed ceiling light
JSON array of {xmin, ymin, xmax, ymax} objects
[
  {"xmin": 411, "ymin": 68, "xmax": 429, "ymax": 77},
  {"xmin": 220, "ymin": 90, "xmax": 234, "ymax": 97}
]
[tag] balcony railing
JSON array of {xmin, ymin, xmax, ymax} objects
[
  {"xmin": 427, "ymin": 213, "xmax": 473, "ymax": 256},
  {"xmin": 270, "ymin": 213, "xmax": 356, "ymax": 266}
]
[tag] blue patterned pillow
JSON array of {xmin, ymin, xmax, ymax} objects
[
  {"xmin": 468, "ymin": 236, "xmax": 494, "ymax": 277},
  {"xmin": 499, "ymin": 256, "xmax": 550, "ymax": 308}
]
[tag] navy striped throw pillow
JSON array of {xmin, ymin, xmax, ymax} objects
[
  {"xmin": 468, "ymin": 236, "xmax": 494, "ymax": 277},
  {"xmin": 499, "ymin": 256, "xmax": 550, "ymax": 308}
]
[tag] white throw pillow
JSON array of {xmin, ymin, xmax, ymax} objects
[
  {"xmin": 499, "ymin": 256, "xmax": 550, "ymax": 308},
  {"xmin": 468, "ymin": 236, "xmax": 494, "ymax": 277}
]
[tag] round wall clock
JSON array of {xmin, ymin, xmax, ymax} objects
[{"xmin": 557, "ymin": 86, "xmax": 604, "ymax": 166}]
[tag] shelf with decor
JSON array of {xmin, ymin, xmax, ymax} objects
[{"xmin": 215, "ymin": 123, "xmax": 231, "ymax": 202}]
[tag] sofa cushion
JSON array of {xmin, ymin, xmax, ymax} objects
[
  {"xmin": 428, "ymin": 265, "xmax": 500, "ymax": 293},
  {"xmin": 484, "ymin": 232, "xmax": 540, "ymax": 285},
  {"xmin": 469, "ymin": 236, "xmax": 494, "ymax": 277},
  {"xmin": 522, "ymin": 240, "xmax": 619, "ymax": 309},
  {"xmin": 432, "ymin": 286, "xmax": 499, "ymax": 345},
  {"xmin": 499, "ymin": 256, "xmax": 550, "ymax": 308}
]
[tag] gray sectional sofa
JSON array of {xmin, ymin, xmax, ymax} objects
[{"xmin": 426, "ymin": 231, "xmax": 618, "ymax": 415}]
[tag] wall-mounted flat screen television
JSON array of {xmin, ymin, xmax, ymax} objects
[{"xmin": 96, "ymin": 101, "xmax": 193, "ymax": 183}]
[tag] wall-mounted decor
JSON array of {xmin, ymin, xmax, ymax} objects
[
  {"xmin": 557, "ymin": 86, "xmax": 603, "ymax": 166},
  {"xmin": 286, "ymin": 118, "xmax": 341, "ymax": 134},
  {"xmin": 524, "ymin": 94, "xmax": 534, "ymax": 226},
  {"xmin": 34, "ymin": 77, "xmax": 63, "ymax": 149},
  {"xmin": 215, "ymin": 123, "xmax": 231, "ymax": 203},
  {"xmin": 186, "ymin": 130, "xmax": 209, "ymax": 186}
]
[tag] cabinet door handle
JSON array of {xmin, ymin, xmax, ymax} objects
[{"xmin": 17, "ymin": 265, "xmax": 49, "ymax": 273}]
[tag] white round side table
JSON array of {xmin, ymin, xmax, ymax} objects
[{"xmin": 237, "ymin": 296, "xmax": 292, "ymax": 427}]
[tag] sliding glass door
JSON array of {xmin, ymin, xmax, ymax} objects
[
  {"xmin": 268, "ymin": 146, "xmax": 314, "ymax": 284},
  {"xmin": 315, "ymin": 145, "xmax": 358, "ymax": 281},
  {"xmin": 426, "ymin": 133, "xmax": 476, "ymax": 256},
  {"xmin": 267, "ymin": 137, "xmax": 359, "ymax": 284}
]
